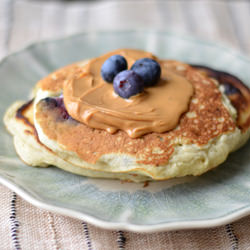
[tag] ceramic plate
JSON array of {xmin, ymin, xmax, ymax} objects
[{"xmin": 0, "ymin": 31, "xmax": 250, "ymax": 233}]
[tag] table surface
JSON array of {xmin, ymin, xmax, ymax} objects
[{"xmin": 1, "ymin": 0, "xmax": 250, "ymax": 249}]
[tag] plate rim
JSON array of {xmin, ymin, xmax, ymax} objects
[
  {"xmin": 1, "ymin": 174, "xmax": 250, "ymax": 233},
  {"xmin": 1, "ymin": 30, "xmax": 250, "ymax": 233}
]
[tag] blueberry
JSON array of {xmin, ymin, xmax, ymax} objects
[
  {"xmin": 218, "ymin": 72, "xmax": 241, "ymax": 95},
  {"xmin": 42, "ymin": 97, "xmax": 70, "ymax": 120},
  {"xmin": 191, "ymin": 65, "xmax": 241, "ymax": 95},
  {"xmin": 101, "ymin": 55, "xmax": 127, "ymax": 83},
  {"xmin": 54, "ymin": 97, "xmax": 64, "ymax": 107},
  {"xmin": 113, "ymin": 70, "xmax": 144, "ymax": 99},
  {"xmin": 131, "ymin": 58, "xmax": 161, "ymax": 86},
  {"xmin": 55, "ymin": 98, "xmax": 70, "ymax": 119},
  {"xmin": 222, "ymin": 83, "xmax": 240, "ymax": 95},
  {"xmin": 42, "ymin": 97, "xmax": 58, "ymax": 108},
  {"xmin": 58, "ymin": 106, "xmax": 70, "ymax": 120}
]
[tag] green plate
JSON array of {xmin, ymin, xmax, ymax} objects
[{"xmin": 0, "ymin": 31, "xmax": 249, "ymax": 232}]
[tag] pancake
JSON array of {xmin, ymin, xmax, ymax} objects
[{"xmin": 4, "ymin": 52, "xmax": 250, "ymax": 182}]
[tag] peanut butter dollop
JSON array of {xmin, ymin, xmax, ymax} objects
[{"xmin": 63, "ymin": 49, "xmax": 194, "ymax": 138}]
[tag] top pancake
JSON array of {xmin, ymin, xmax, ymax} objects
[{"xmin": 34, "ymin": 59, "xmax": 242, "ymax": 166}]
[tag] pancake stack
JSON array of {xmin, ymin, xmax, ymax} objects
[{"xmin": 4, "ymin": 49, "xmax": 250, "ymax": 182}]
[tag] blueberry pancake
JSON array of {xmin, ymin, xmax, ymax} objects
[{"xmin": 4, "ymin": 49, "xmax": 250, "ymax": 182}]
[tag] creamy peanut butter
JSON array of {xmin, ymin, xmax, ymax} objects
[{"xmin": 63, "ymin": 49, "xmax": 194, "ymax": 138}]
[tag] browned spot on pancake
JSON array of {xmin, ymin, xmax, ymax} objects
[
  {"xmin": 16, "ymin": 99, "xmax": 34, "ymax": 128},
  {"xmin": 35, "ymin": 61, "xmax": 238, "ymax": 166},
  {"xmin": 16, "ymin": 101, "xmax": 53, "ymax": 152}
]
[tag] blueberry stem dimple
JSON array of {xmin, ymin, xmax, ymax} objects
[{"xmin": 113, "ymin": 70, "xmax": 144, "ymax": 99}]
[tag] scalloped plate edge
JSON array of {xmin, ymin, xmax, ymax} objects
[{"xmin": 0, "ymin": 174, "xmax": 250, "ymax": 233}]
